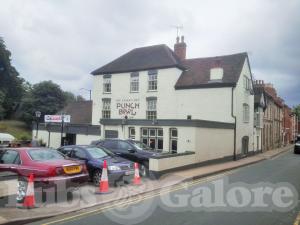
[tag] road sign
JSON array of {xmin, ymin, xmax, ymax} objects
[{"xmin": 44, "ymin": 115, "xmax": 71, "ymax": 123}]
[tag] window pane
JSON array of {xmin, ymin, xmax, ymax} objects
[
  {"xmin": 149, "ymin": 138, "xmax": 156, "ymax": 149},
  {"xmin": 130, "ymin": 74, "xmax": 139, "ymax": 92},
  {"xmin": 29, "ymin": 149, "xmax": 65, "ymax": 161},
  {"xmin": 130, "ymin": 128, "xmax": 135, "ymax": 136},
  {"xmin": 157, "ymin": 129, "xmax": 163, "ymax": 137},
  {"xmin": 142, "ymin": 138, "xmax": 148, "ymax": 145},
  {"xmin": 149, "ymin": 129, "xmax": 156, "ymax": 137},
  {"xmin": 0, "ymin": 150, "xmax": 19, "ymax": 164},
  {"xmin": 171, "ymin": 140, "xmax": 177, "ymax": 152},
  {"xmin": 142, "ymin": 128, "xmax": 148, "ymax": 136},
  {"xmin": 157, "ymin": 139, "xmax": 163, "ymax": 150},
  {"xmin": 103, "ymin": 77, "xmax": 111, "ymax": 93},
  {"xmin": 171, "ymin": 129, "xmax": 178, "ymax": 137}
]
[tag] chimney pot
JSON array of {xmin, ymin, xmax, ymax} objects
[
  {"xmin": 181, "ymin": 35, "xmax": 185, "ymax": 43},
  {"xmin": 174, "ymin": 36, "xmax": 187, "ymax": 61}
]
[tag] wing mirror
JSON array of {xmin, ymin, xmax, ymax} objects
[{"xmin": 128, "ymin": 148, "xmax": 136, "ymax": 153}]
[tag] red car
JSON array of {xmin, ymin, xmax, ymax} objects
[{"xmin": 0, "ymin": 148, "xmax": 89, "ymax": 202}]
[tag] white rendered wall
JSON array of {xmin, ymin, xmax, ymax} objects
[
  {"xmin": 92, "ymin": 67, "xmax": 234, "ymax": 125},
  {"xmin": 233, "ymin": 59, "xmax": 255, "ymax": 155}
]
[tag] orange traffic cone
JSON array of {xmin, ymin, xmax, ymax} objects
[
  {"xmin": 95, "ymin": 160, "xmax": 112, "ymax": 194},
  {"xmin": 133, "ymin": 163, "xmax": 142, "ymax": 185},
  {"xmin": 18, "ymin": 173, "xmax": 36, "ymax": 209}
]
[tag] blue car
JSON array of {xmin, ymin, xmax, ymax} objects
[{"xmin": 57, "ymin": 145, "xmax": 134, "ymax": 186}]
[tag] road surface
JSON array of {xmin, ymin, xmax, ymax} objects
[{"xmin": 30, "ymin": 149, "xmax": 300, "ymax": 225}]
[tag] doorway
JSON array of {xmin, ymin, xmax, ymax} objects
[{"xmin": 242, "ymin": 136, "xmax": 249, "ymax": 155}]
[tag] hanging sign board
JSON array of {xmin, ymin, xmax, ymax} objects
[{"xmin": 44, "ymin": 115, "xmax": 71, "ymax": 123}]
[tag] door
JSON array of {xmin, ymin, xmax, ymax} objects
[{"xmin": 242, "ymin": 136, "xmax": 249, "ymax": 155}]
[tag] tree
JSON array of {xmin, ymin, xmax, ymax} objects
[
  {"xmin": 293, "ymin": 105, "xmax": 300, "ymax": 119},
  {"xmin": 63, "ymin": 91, "xmax": 76, "ymax": 105},
  {"xmin": 0, "ymin": 91, "xmax": 5, "ymax": 120},
  {"xmin": 20, "ymin": 81, "xmax": 66, "ymax": 126},
  {"xmin": 0, "ymin": 37, "xmax": 24, "ymax": 119}
]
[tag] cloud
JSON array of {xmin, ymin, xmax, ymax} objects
[{"xmin": 0, "ymin": 0, "xmax": 299, "ymax": 106}]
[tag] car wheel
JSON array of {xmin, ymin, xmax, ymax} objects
[
  {"xmin": 139, "ymin": 162, "xmax": 149, "ymax": 177},
  {"xmin": 92, "ymin": 170, "xmax": 102, "ymax": 186}
]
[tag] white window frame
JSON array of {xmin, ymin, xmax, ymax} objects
[
  {"xmin": 243, "ymin": 103, "xmax": 250, "ymax": 123},
  {"xmin": 148, "ymin": 71, "xmax": 157, "ymax": 91},
  {"xmin": 130, "ymin": 73, "xmax": 139, "ymax": 92},
  {"xmin": 102, "ymin": 99, "xmax": 111, "ymax": 119},
  {"xmin": 170, "ymin": 128, "xmax": 178, "ymax": 153},
  {"xmin": 146, "ymin": 99, "xmax": 157, "ymax": 120},
  {"xmin": 103, "ymin": 76, "xmax": 111, "ymax": 93}
]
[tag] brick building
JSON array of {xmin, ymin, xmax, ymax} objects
[{"xmin": 254, "ymin": 81, "xmax": 283, "ymax": 151}]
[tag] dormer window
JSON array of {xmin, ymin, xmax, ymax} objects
[{"xmin": 210, "ymin": 67, "xmax": 223, "ymax": 81}]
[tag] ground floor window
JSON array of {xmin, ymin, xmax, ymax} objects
[
  {"xmin": 170, "ymin": 128, "xmax": 178, "ymax": 153},
  {"xmin": 141, "ymin": 127, "xmax": 163, "ymax": 150}
]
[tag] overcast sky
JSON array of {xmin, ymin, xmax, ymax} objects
[{"xmin": 0, "ymin": 0, "xmax": 299, "ymax": 106}]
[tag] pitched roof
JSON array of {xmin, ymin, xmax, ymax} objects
[
  {"xmin": 175, "ymin": 52, "xmax": 248, "ymax": 89},
  {"xmin": 91, "ymin": 44, "xmax": 185, "ymax": 75},
  {"xmin": 60, "ymin": 101, "xmax": 92, "ymax": 124}
]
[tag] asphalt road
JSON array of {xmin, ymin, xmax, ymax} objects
[{"xmin": 30, "ymin": 149, "xmax": 300, "ymax": 225}]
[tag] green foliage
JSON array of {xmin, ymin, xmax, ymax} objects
[
  {"xmin": 0, "ymin": 37, "xmax": 25, "ymax": 119},
  {"xmin": 20, "ymin": 81, "xmax": 66, "ymax": 126},
  {"xmin": 63, "ymin": 91, "xmax": 76, "ymax": 105},
  {"xmin": 0, "ymin": 120, "xmax": 31, "ymax": 140},
  {"xmin": 293, "ymin": 105, "xmax": 300, "ymax": 119},
  {"xmin": 0, "ymin": 90, "xmax": 5, "ymax": 119}
]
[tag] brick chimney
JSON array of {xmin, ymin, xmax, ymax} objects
[{"xmin": 174, "ymin": 35, "xmax": 187, "ymax": 61}]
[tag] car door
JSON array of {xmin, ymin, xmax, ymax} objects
[
  {"xmin": 117, "ymin": 141, "xmax": 139, "ymax": 162},
  {"xmin": 0, "ymin": 149, "xmax": 21, "ymax": 173}
]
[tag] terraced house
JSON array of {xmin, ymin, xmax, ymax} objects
[
  {"xmin": 254, "ymin": 81, "xmax": 284, "ymax": 151},
  {"xmin": 91, "ymin": 36, "xmax": 256, "ymax": 168}
]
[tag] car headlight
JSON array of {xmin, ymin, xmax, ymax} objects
[{"xmin": 108, "ymin": 165, "xmax": 121, "ymax": 171}]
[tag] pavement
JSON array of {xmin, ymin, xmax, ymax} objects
[
  {"xmin": 32, "ymin": 146, "xmax": 300, "ymax": 225},
  {"xmin": 0, "ymin": 145, "xmax": 293, "ymax": 224}
]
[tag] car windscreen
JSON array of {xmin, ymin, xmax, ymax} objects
[
  {"xmin": 28, "ymin": 149, "xmax": 65, "ymax": 161},
  {"xmin": 132, "ymin": 141, "xmax": 152, "ymax": 151},
  {"xmin": 86, "ymin": 147, "xmax": 114, "ymax": 158}
]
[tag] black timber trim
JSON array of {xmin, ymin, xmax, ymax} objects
[
  {"xmin": 33, "ymin": 123, "xmax": 101, "ymax": 135},
  {"xmin": 99, "ymin": 119, "xmax": 235, "ymax": 129},
  {"xmin": 175, "ymin": 82, "xmax": 236, "ymax": 90},
  {"xmin": 146, "ymin": 96, "xmax": 157, "ymax": 101}
]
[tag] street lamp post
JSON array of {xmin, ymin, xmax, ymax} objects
[
  {"xmin": 35, "ymin": 111, "xmax": 41, "ymax": 138},
  {"xmin": 80, "ymin": 88, "xmax": 92, "ymax": 101},
  {"xmin": 60, "ymin": 113, "xmax": 65, "ymax": 146}
]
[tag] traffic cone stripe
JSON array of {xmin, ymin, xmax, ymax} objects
[
  {"xmin": 95, "ymin": 159, "xmax": 112, "ymax": 194},
  {"xmin": 18, "ymin": 173, "xmax": 36, "ymax": 209},
  {"xmin": 133, "ymin": 163, "xmax": 142, "ymax": 185}
]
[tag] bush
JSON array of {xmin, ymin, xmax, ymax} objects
[
  {"xmin": 19, "ymin": 133, "xmax": 31, "ymax": 141},
  {"xmin": 0, "ymin": 123, "xmax": 8, "ymax": 131}
]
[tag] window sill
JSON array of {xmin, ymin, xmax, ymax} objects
[
  {"xmin": 130, "ymin": 91, "xmax": 139, "ymax": 93},
  {"xmin": 103, "ymin": 92, "xmax": 111, "ymax": 94},
  {"xmin": 147, "ymin": 90, "xmax": 157, "ymax": 92}
]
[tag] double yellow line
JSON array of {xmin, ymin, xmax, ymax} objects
[{"xmin": 42, "ymin": 170, "xmax": 235, "ymax": 225}]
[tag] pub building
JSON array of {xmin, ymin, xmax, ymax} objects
[{"xmin": 34, "ymin": 37, "xmax": 259, "ymax": 174}]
